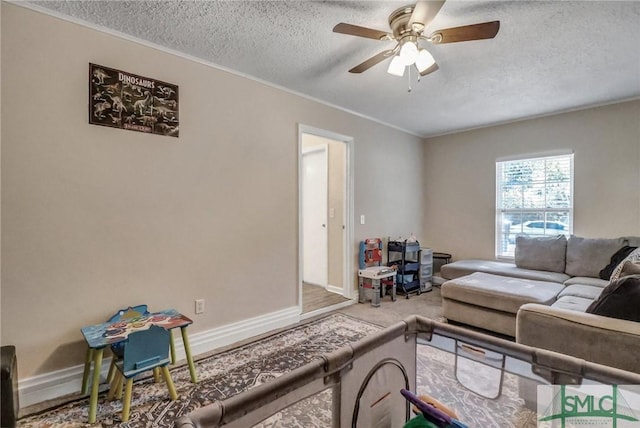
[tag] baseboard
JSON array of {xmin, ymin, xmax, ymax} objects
[
  {"xmin": 326, "ymin": 284, "xmax": 344, "ymax": 295},
  {"xmin": 300, "ymin": 298, "xmax": 357, "ymax": 321},
  {"xmin": 19, "ymin": 306, "xmax": 301, "ymax": 408}
]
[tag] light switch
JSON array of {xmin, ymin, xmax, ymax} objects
[
  {"xmin": 360, "ymin": 215, "xmax": 365, "ymax": 225},
  {"xmin": 329, "ymin": 208, "xmax": 335, "ymax": 218}
]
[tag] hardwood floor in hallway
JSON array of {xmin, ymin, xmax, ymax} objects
[{"xmin": 302, "ymin": 283, "xmax": 350, "ymax": 313}]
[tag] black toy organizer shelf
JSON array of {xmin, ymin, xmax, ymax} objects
[{"xmin": 387, "ymin": 240, "xmax": 422, "ymax": 298}]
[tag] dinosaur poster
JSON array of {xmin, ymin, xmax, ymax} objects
[{"xmin": 89, "ymin": 63, "xmax": 179, "ymax": 137}]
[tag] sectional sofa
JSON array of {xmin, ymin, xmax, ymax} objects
[{"xmin": 439, "ymin": 235, "xmax": 640, "ymax": 373}]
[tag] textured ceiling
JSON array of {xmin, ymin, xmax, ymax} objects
[{"xmin": 26, "ymin": 1, "xmax": 640, "ymax": 137}]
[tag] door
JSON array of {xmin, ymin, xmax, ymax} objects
[{"xmin": 302, "ymin": 145, "xmax": 328, "ymax": 287}]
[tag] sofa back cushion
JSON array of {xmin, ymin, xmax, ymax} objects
[
  {"xmin": 586, "ymin": 274, "xmax": 640, "ymax": 322},
  {"xmin": 625, "ymin": 236, "xmax": 640, "ymax": 247},
  {"xmin": 565, "ymin": 236, "xmax": 625, "ymax": 278},
  {"xmin": 515, "ymin": 235, "xmax": 567, "ymax": 273}
]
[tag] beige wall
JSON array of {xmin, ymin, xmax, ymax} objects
[
  {"xmin": 423, "ymin": 100, "xmax": 640, "ymax": 261},
  {"xmin": 0, "ymin": 3, "xmax": 424, "ymax": 379},
  {"xmin": 301, "ymin": 134, "xmax": 345, "ymax": 290}
]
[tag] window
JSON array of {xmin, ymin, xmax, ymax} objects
[{"xmin": 496, "ymin": 153, "xmax": 573, "ymax": 258}]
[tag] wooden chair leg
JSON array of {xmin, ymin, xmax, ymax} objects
[
  {"xmin": 161, "ymin": 366, "xmax": 178, "ymax": 400},
  {"xmin": 153, "ymin": 367, "xmax": 161, "ymax": 383},
  {"xmin": 122, "ymin": 378, "xmax": 134, "ymax": 422},
  {"xmin": 107, "ymin": 357, "xmax": 117, "ymax": 383},
  {"xmin": 115, "ymin": 374, "xmax": 124, "ymax": 400},
  {"xmin": 107, "ymin": 372, "xmax": 118, "ymax": 401}
]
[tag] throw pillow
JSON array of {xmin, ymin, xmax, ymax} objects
[
  {"xmin": 610, "ymin": 248, "xmax": 640, "ymax": 282},
  {"xmin": 565, "ymin": 236, "xmax": 625, "ymax": 278},
  {"xmin": 586, "ymin": 274, "xmax": 640, "ymax": 322},
  {"xmin": 620, "ymin": 260, "xmax": 640, "ymax": 278},
  {"xmin": 599, "ymin": 245, "xmax": 638, "ymax": 280},
  {"xmin": 514, "ymin": 235, "xmax": 567, "ymax": 273}
]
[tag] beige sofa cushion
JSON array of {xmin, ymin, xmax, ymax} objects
[
  {"xmin": 551, "ymin": 295, "xmax": 594, "ymax": 312},
  {"xmin": 557, "ymin": 284, "xmax": 603, "ymax": 300},
  {"xmin": 442, "ymin": 272, "xmax": 564, "ymax": 314},
  {"xmin": 440, "ymin": 260, "xmax": 570, "ymax": 283},
  {"xmin": 626, "ymin": 236, "xmax": 640, "ymax": 247},
  {"xmin": 563, "ymin": 276, "xmax": 609, "ymax": 287},
  {"xmin": 515, "ymin": 235, "xmax": 567, "ymax": 273},
  {"xmin": 565, "ymin": 236, "xmax": 625, "ymax": 277}
]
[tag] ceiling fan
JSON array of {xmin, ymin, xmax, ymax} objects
[{"xmin": 333, "ymin": 1, "xmax": 500, "ymax": 78}]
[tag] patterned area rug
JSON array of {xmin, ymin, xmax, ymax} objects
[
  {"xmin": 20, "ymin": 313, "xmax": 538, "ymax": 427},
  {"xmin": 19, "ymin": 314, "xmax": 381, "ymax": 427}
]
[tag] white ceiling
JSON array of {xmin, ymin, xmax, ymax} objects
[{"xmin": 26, "ymin": 1, "xmax": 640, "ymax": 137}]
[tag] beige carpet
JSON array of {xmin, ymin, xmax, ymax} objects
[{"xmin": 336, "ymin": 286, "xmax": 445, "ymax": 327}]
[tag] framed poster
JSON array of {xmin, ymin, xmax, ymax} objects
[{"xmin": 89, "ymin": 63, "xmax": 179, "ymax": 137}]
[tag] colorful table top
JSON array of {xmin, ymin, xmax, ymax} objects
[{"xmin": 81, "ymin": 308, "xmax": 193, "ymax": 349}]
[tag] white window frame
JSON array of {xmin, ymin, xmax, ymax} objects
[{"xmin": 495, "ymin": 152, "xmax": 574, "ymax": 259}]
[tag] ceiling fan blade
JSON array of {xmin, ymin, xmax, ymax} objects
[
  {"xmin": 429, "ymin": 21, "xmax": 500, "ymax": 44},
  {"xmin": 419, "ymin": 62, "xmax": 439, "ymax": 77},
  {"xmin": 409, "ymin": 1, "xmax": 446, "ymax": 32},
  {"xmin": 333, "ymin": 23, "xmax": 391, "ymax": 40},
  {"xmin": 348, "ymin": 49, "xmax": 395, "ymax": 73}
]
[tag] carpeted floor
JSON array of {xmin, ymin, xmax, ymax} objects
[{"xmin": 337, "ymin": 286, "xmax": 445, "ymax": 327}]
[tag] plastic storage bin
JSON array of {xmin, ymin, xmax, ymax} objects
[{"xmin": 419, "ymin": 247, "xmax": 433, "ymax": 292}]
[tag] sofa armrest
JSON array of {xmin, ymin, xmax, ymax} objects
[{"xmin": 516, "ymin": 303, "xmax": 640, "ymax": 373}]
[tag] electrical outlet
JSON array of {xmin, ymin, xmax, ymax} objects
[{"xmin": 195, "ymin": 299, "xmax": 205, "ymax": 314}]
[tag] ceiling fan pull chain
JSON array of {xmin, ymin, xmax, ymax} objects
[{"xmin": 407, "ymin": 65, "xmax": 412, "ymax": 93}]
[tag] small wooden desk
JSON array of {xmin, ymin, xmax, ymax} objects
[{"xmin": 80, "ymin": 309, "xmax": 197, "ymax": 423}]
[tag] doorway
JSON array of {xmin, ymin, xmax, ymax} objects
[
  {"xmin": 299, "ymin": 125, "xmax": 353, "ymax": 317},
  {"xmin": 301, "ymin": 144, "xmax": 328, "ymax": 287}
]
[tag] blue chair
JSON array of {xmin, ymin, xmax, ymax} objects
[
  {"xmin": 106, "ymin": 305, "xmax": 150, "ymax": 384},
  {"xmin": 81, "ymin": 304, "xmax": 151, "ymax": 395},
  {"xmin": 107, "ymin": 325, "xmax": 178, "ymax": 422}
]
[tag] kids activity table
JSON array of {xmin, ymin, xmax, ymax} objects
[{"xmin": 80, "ymin": 308, "xmax": 197, "ymax": 423}]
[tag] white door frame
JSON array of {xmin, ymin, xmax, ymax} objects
[{"xmin": 298, "ymin": 124, "xmax": 354, "ymax": 314}]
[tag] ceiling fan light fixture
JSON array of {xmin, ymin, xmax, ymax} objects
[
  {"xmin": 387, "ymin": 55, "xmax": 406, "ymax": 77},
  {"xmin": 415, "ymin": 49, "xmax": 435, "ymax": 73},
  {"xmin": 399, "ymin": 41, "xmax": 419, "ymax": 65}
]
